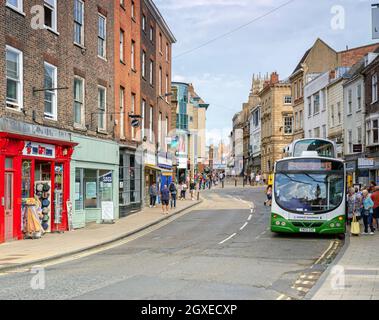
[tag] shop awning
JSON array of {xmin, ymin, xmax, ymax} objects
[{"xmin": 145, "ymin": 164, "xmax": 173, "ymax": 175}]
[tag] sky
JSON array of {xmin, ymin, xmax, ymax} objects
[{"xmin": 154, "ymin": 0, "xmax": 377, "ymax": 145}]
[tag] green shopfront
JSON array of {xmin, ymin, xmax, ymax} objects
[{"xmin": 70, "ymin": 135, "xmax": 119, "ymax": 229}]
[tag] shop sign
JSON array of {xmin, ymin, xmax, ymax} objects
[
  {"xmin": 158, "ymin": 153, "xmax": 173, "ymax": 169},
  {"xmin": 100, "ymin": 172, "xmax": 113, "ymax": 184},
  {"xmin": 353, "ymin": 144, "xmax": 363, "ymax": 153},
  {"xmin": 101, "ymin": 201, "xmax": 114, "ymax": 221},
  {"xmin": 358, "ymin": 158, "xmax": 375, "ymax": 169},
  {"xmin": 346, "ymin": 161, "xmax": 356, "ymax": 172},
  {"xmin": 23, "ymin": 141, "xmax": 55, "ymax": 158},
  {"xmin": 144, "ymin": 152, "xmax": 157, "ymax": 166},
  {"xmin": 178, "ymin": 157, "xmax": 187, "ymax": 169},
  {"xmin": 0, "ymin": 117, "xmax": 71, "ymax": 141}
]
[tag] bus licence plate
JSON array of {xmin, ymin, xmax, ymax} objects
[{"xmin": 299, "ymin": 228, "xmax": 316, "ymax": 233}]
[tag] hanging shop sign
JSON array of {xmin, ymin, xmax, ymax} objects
[
  {"xmin": 23, "ymin": 142, "xmax": 56, "ymax": 158},
  {"xmin": 178, "ymin": 157, "xmax": 187, "ymax": 169}
]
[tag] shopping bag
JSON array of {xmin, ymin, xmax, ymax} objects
[{"xmin": 351, "ymin": 215, "xmax": 360, "ymax": 235}]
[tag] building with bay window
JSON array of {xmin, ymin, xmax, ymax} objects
[{"xmin": 362, "ymin": 52, "xmax": 379, "ymax": 185}]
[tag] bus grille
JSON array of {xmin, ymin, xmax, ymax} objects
[{"xmin": 291, "ymin": 222, "xmax": 324, "ymax": 228}]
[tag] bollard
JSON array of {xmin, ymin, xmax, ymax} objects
[
  {"xmin": 197, "ymin": 190, "xmax": 200, "ymax": 201},
  {"xmin": 222, "ymin": 180, "xmax": 224, "ymax": 189}
]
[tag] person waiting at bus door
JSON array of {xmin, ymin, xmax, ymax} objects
[
  {"xmin": 347, "ymin": 188, "xmax": 361, "ymax": 225},
  {"xmin": 362, "ymin": 189, "xmax": 375, "ymax": 235},
  {"xmin": 264, "ymin": 186, "xmax": 272, "ymax": 206}
]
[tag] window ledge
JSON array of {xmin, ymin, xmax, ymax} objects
[
  {"xmin": 74, "ymin": 42, "xmax": 86, "ymax": 50},
  {"xmin": 45, "ymin": 27, "xmax": 59, "ymax": 36},
  {"xmin": 98, "ymin": 55, "xmax": 107, "ymax": 62},
  {"xmin": 44, "ymin": 115, "xmax": 57, "ymax": 122},
  {"xmin": 6, "ymin": 5, "xmax": 26, "ymax": 16},
  {"xmin": 97, "ymin": 129, "xmax": 108, "ymax": 135},
  {"xmin": 74, "ymin": 124, "xmax": 87, "ymax": 131},
  {"xmin": 120, "ymin": 60, "xmax": 126, "ymax": 65},
  {"xmin": 347, "ymin": 113, "xmax": 353, "ymax": 117}
]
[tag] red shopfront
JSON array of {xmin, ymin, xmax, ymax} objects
[{"xmin": 0, "ymin": 133, "xmax": 76, "ymax": 244}]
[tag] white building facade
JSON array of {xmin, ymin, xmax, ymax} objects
[
  {"xmin": 249, "ymin": 105, "xmax": 261, "ymax": 174},
  {"xmin": 304, "ymin": 72, "xmax": 330, "ymax": 139}
]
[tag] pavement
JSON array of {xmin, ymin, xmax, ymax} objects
[
  {"xmin": 0, "ymin": 186, "xmax": 338, "ymax": 300},
  {"xmin": 0, "ymin": 197, "xmax": 202, "ymax": 272},
  {"xmin": 310, "ymin": 226, "xmax": 379, "ymax": 300}
]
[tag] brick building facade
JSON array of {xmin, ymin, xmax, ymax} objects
[{"xmin": 0, "ymin": 0, "xmax": 175, "ymax": 243}]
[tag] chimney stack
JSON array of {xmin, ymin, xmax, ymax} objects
[{"xmin": 270, "ymin": 72, "xmax": 279, "ymax": 84}]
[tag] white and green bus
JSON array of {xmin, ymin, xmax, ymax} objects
[{"xmin": 271, "ymin": 139, "xmax": 346, "ymax": 235}]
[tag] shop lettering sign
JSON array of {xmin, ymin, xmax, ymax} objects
[
  {"xmin": 358, "ymin": 158, "xmax": 374, "ymax": 169},
  {"xmin": 23, "ymin": 142, "xmax": 55, "ymax": 158},
  {"xmin": 0, "ymin": 118, "xmax": 71, "ymax": 141}
]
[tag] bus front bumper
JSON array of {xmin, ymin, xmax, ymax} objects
[{"xmin": 271, "ymin": 213, "xmax": 346, "ymax": 234}]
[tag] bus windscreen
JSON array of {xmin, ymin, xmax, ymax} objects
[
  {"xmin": 293, "ymin": 140, "xmax": 335, "ymax": 158},
  {"xmin": 275, "ymin": 159, "xmax": 344, "ymax": 214}
]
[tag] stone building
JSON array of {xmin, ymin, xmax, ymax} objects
[{"xmin": 260, "ymin": 72, "xmax": 293, "ymax": 179}]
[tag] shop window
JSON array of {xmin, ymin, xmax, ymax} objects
[
  {"xmin": 75, "ymin": 168, "xmax": 84, "ymax": 211},
  {"xmin": 76, "ymin": 168, "xmax": 114, "ymax": 209},
  {"xmin": 99, "ymin": 170, "xmax": 113, "ymax": 203},
  {"xmin": 119, "ymin": 154, "xmax": 141, "ymax": 206},
  {"xmin": 22, "ymin": 160, "xmax": 32, "ymax": 198}
]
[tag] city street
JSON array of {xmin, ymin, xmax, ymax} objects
[{"xmin": 0, "ymin": 186, "xmax": 341, "ymax": 300}]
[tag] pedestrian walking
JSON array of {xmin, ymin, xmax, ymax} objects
[
  {"xmin": 169, "ymin": 180, "xmax": 177, "ymax": 209},
  {"xmin": 190, "ymin": 180, "xmax": 196, "ymax": 200},
  {"xmin": 181, "ymin": 182, "xmax": 187, "ymax": 199},
  {"xmin": 255, "ymin": 173, "xmax": 261, "ymax": 186},
  {"xmin": 149, "ymin": 183, "xmax": 158, "ymax": 208},
  {"xmin": 371, "ymin": 185, "xmax": 379, "ymax": 230},
  {"xmin": 160, "ymin": 185, "xmax": 170, "ymax": 215},
  {"xmin": 369, "ymin": 181, "xmax": 377, "ymax": 194},
  {"xmin": 362, "ymin": 189, "xmax": 375, "ymax": 235},
  {"xmin": 347, "ymin": 187, "xmax": 361, "ymax": 225}
]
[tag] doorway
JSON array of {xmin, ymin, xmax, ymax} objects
[{"xmin": 4, "ymin": 172, "xmax": 14, "ymax": 242}]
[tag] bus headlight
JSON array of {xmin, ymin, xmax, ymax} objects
[
  {"xmin": 281, "ymin": 222, "xmax": 286, "ymax": 226},
  {"xmin": 336, "ymin": 223, "xmax": 341, "ymax": 227},
  {"xmin": 276, "ymin": 221, "xmax": 281, "ymax": 226},
  {"xmin": 330, "ymin": 223, "xmax": 335, "ymax": 228}
]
